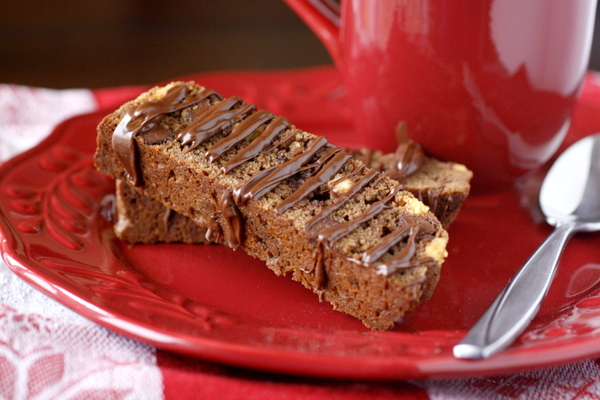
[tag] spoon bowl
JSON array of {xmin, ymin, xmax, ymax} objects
[
  {"xmin": 454, "ymin": 133, "xmax": 600, "ymax": 359},
  {"xmin": 541, "ymin": 134, "xmax": 600, "ymax": 230}
]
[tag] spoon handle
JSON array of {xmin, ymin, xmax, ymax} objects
[{"xmin": 453, "ymin": 223, "xmax": 577, "ymax": 359}]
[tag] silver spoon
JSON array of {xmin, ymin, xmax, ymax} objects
[{"xmin": 454, "ymin": 133, "xmax": 600, "ymax": 359}]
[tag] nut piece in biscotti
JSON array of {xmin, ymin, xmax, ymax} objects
[{"xmin": 94, "ymin": 81, "xmax": 449, "ymax": 331}]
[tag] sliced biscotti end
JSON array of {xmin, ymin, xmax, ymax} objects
[
  {"xmin": 352, "ymin": 147, "xmax": 473, "ymax": 228},
  {"xmin": 94, "ymin": 81, "xmax": 449, "ymax": 331},
  {"xmin": 114, "ymin": 179, "xmax": 212, "ymax": 244},
  {"xmin": 404, "ymin": 158, "xmax": 472, "ymax": 228}
]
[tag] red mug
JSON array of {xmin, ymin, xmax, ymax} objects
[{"xmin": 284, "ymin": 0, "xmax": 597, "ymax": 190}]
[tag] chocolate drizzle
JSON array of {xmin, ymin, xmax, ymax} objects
[
  {"xmin": 363, "ymin": 224, "xmax": 418, "ymax": 265},
  {"xmin": 206, "ymin": 110, "xmax": 274, "ymax": 163},
  {"xmin": 350, "ymin": 122, "xmax": 425, "ymax": 183},
  {"xmin": 387, "ymin": 122, "xmax": 425, "ymax": 182},
  {"xmin": 316, "ymin": 183, "xmax": 401, "ymax": 245},
  {"xmin": 233, "ymin": 136, "xmax": 330, "ymax": 206},
  {"xmin": 387, "ymin": 141, "xmax": 425, "ymax": 182},
  {"xmin": 275, "ymin": 151, "xmax": 351, "ymax": 214},
  {"xmin": 305, "ymin": 167, "xmax": 378, "ymax": 231},
  {"xmin": 218, "ymin": 188, "xmax": 243, "ymax": 249},
  {"xmin": 111, "ymin": 82, "xmax": 438, "ymax": 289},
  {"xmin": 314, "ymin": 239, "xmax": 328, "ymax": 293},
  {"xmin": 222, "ymin": 116, "xmax": 290, "ymax": 173},
  {"xmin": 177, "ymin": 96, "xmax": 256, "ymax": 151},
  {"xmin": 113, "ymin": 85, "xmax": 220, "ymax": 186},
  {"xmin": 205, "ymin": 213, "xmax": 223, "ymax": 243}
]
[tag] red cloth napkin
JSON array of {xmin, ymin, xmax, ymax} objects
[{"xmin": 2, "ymin": 70, "xmax": 600, "ymax": 399}]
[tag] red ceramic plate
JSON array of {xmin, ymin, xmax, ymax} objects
[{"xmin": 2, "ymin": 67, "xmax": 600, "ymax": 380}]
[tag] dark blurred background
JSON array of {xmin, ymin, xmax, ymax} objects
[{"xmin": 2, "ymin": 0, "xmax": 600, "ymax": 89}]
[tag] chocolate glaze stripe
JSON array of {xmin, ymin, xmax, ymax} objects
[
  {"xmin": 205, "ymin": 211, "xmax": 223, "ymax": 243},
  {"xmin": 275, "ymin": 151, "xmax": 352, "ymax": 214},
  {"xmin": 316, "ymin": 183, "xmax": 402, "ymax": 245},
  {"xmin": 112, "ymin": 85, "xmax": 221, "ymax": 185},
  {"xmin": 362, "ymin": 223, "xmax": 418, "ymax": 265},
  {"xmin": 377, "ymin": 226, "xmax": 421, "ymax": 275},
  {"xmin": 388, "ymin": 121, "xmax": 425, "ymax": 182},
  {"xmin": 233, "ymin": 136, "xmax": 330, "ymax": 206},
  {"xmin": 206, "ymin": 110, "xmax": 275, "ymax": 163},
  {"xmin": 388, "ymin": 140, "xmax": 425, "ymax": 182},
  {"xmin": 218, "ymin": 188, "xmax": 243, "ymax": 249},
  {"xmin": 304, "ymin": 167, "xmax": 380, "ymax": 231},
  {"xmin": 313, "ymin": 239, "xmax": 328, "ymax": 290},
  {"xmin": 286, "ymin": 146, "xmax": 340, "ymax": 182},
  {"xmin": 177, "ymin": 97, "xmax": 256, "ymax": 151},
  {"xmin": 222, "ymin": 116, "xmax": 290, "ymax": 174},
  {"xmin": 417, "ymin": 188, "xmax": 449, "ymax": 222}
]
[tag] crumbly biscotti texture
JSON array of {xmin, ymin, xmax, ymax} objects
[
  {"xmin": 94, "ymin": 81, "xmax": 449, "ymax": 331},
  {"xmin": 115, "ymin": 178, "xmax": 212, "ymax": 244},
  {"xmin": 114, "ymin": 151, "xmax": 471, "ymax": 245}
]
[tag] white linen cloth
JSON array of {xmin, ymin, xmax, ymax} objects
[{"xmin": 0, "ymin": 84, "xmax": 163, "ymax": 400}]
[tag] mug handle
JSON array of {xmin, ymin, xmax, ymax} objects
[{"xmin": 283, "ymin": 0, "xmax": 342, "ymax": 64}]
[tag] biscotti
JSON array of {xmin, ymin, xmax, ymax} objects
[
  {"xmin": 114, "ymin": 143, "xmax": 472, "ymax": 245},
  {"xmin": 113, "ymin": 151, "xmax": 471, "ymax": 245},
  {"xmin": 114, "ymin": 178, "xmax": 213, "ymax": 244},
  {"xmin": 345, "ymin": 139, "xmax": 472, "ymax": 228},
  {"xmin": 113, "ymin": 135, "xmax": 472, "ymax": 245},
  {"xmin": 94, "ymin": 81, "xmax": 449, "ymax": 331}
]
